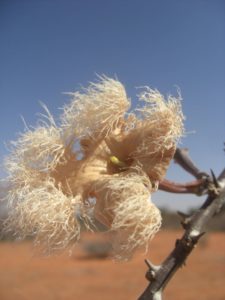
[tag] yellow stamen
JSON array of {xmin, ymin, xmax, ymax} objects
[{"xmin": 109, "ymin": 156, "xmax": 126, "ymax": 168}]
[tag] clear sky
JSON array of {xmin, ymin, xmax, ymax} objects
[{"xmin": 0, "ymin": 0, "xmax": 224, "ymax": 211}]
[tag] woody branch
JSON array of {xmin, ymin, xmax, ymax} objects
[{"xmin": 138, "ymin": 148, "xmax": 225, "ymax": 300}]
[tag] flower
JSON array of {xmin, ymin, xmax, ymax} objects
[{"xmin": 3, "ymin": 76, "xmax": 184, "ymax": 259}]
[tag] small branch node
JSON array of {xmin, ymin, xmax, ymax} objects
[
  {"xmin": 145, "ymin": 269, "xmax": 156, "ymax": 282},
  {"xmin": 144, "ymin": 259, "xmax": 160, "ymax": 271},
  {"xmin": 144, "ymin": 259, "xmax": 160, "ymax": 281}
]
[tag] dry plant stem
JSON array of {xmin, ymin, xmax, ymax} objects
[
  {"xmin": 138, "ymin": 170, "xmax": 225, "ymax": 300},
  {"xmin": 138, "ymin": 150, "xmax": 225, "ymax": 300},
  {"xmin": 159, "ymin": 148, "xmax": 211, "ymax": 195},
  {"xmin": 173, "ymin": 148, "xmax": 208, "ymax": 179},
  {"xmin": 159, "ymin": 178, "xmax": 205, "ymax": 194}
]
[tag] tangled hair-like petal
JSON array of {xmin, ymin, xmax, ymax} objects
[
  {"xmin": 93, "ymin": 172, "xmax": 161, "ymax": 260},
  {"xmin": 61, "ymin": 75, "xmax": 130, "ymax": 143},
  {"xmin": 3, "ymin": 180, "xmax": 88, "ymax": 253},
  {"xmin": 3, "ymin": 76, "xmax": 184, "ymax": 259}
]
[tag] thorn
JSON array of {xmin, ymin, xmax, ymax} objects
[
  {"xmin": 192, "ymin": 232, "xmax": 206, "ymax": 243},
  {"xmin": 210, "ymin": 169, "xmax": 219, "ymax": 188},
  {"xmin": 144, "ymin": 259, "xmax": 161, "ymax": 281},
  {"xmin": 144, "ymin": 259, "xmax": 160, "ymax": 272},
  {"xmin": 145, "ymin": 259, "xmax": 160, "ymax": 282},
  {"xmin": 145, "ymin": 270, "xmax": 155, "ymax": 282},
  {"xmin": 177, "ymin": 211, "xmax": 191, "ymax": 229}
]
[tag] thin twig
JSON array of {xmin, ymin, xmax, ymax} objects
[
  {"xmin": 173, "ymin": 148, "xmax": 209, "ymax": 179},
  {"xmin": 159, "ymin": 178, "xmax": 207, "ymax": 195},
  {"xmin": 159, "ymin": 148, "xmax": 211, "ymax": 195}
]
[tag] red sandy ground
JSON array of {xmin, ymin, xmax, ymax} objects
[{"xmin": 0, "ymin": 230, "xmax": 224, "ymax": 300}]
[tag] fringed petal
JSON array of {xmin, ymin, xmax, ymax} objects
[
  {"xmin": 120, "ymin": 87, "xmax": 184, "ymax": 181},
  {"xmin": 93, "ymin": 172, "xmax": 161, "ymax": 260},
  {"xmin": 61, "ymin": 76, "xmax": 131, "ymax": 144},
  {"xmin": 4, "ymin": 180, "xmax": 86, "ymax": 253},
  {"xmin": 5, "ymin": 116, "xmax": 65, "ymax": 177}
]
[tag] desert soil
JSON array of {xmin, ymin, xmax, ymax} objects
[{"xmin": 0, "ymin": 230, "xmax": 224, "ymax": 300}]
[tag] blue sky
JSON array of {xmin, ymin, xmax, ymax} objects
[{"xmin": 0, "ymin": 0, "xmax": 224, "ymax": 211}]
